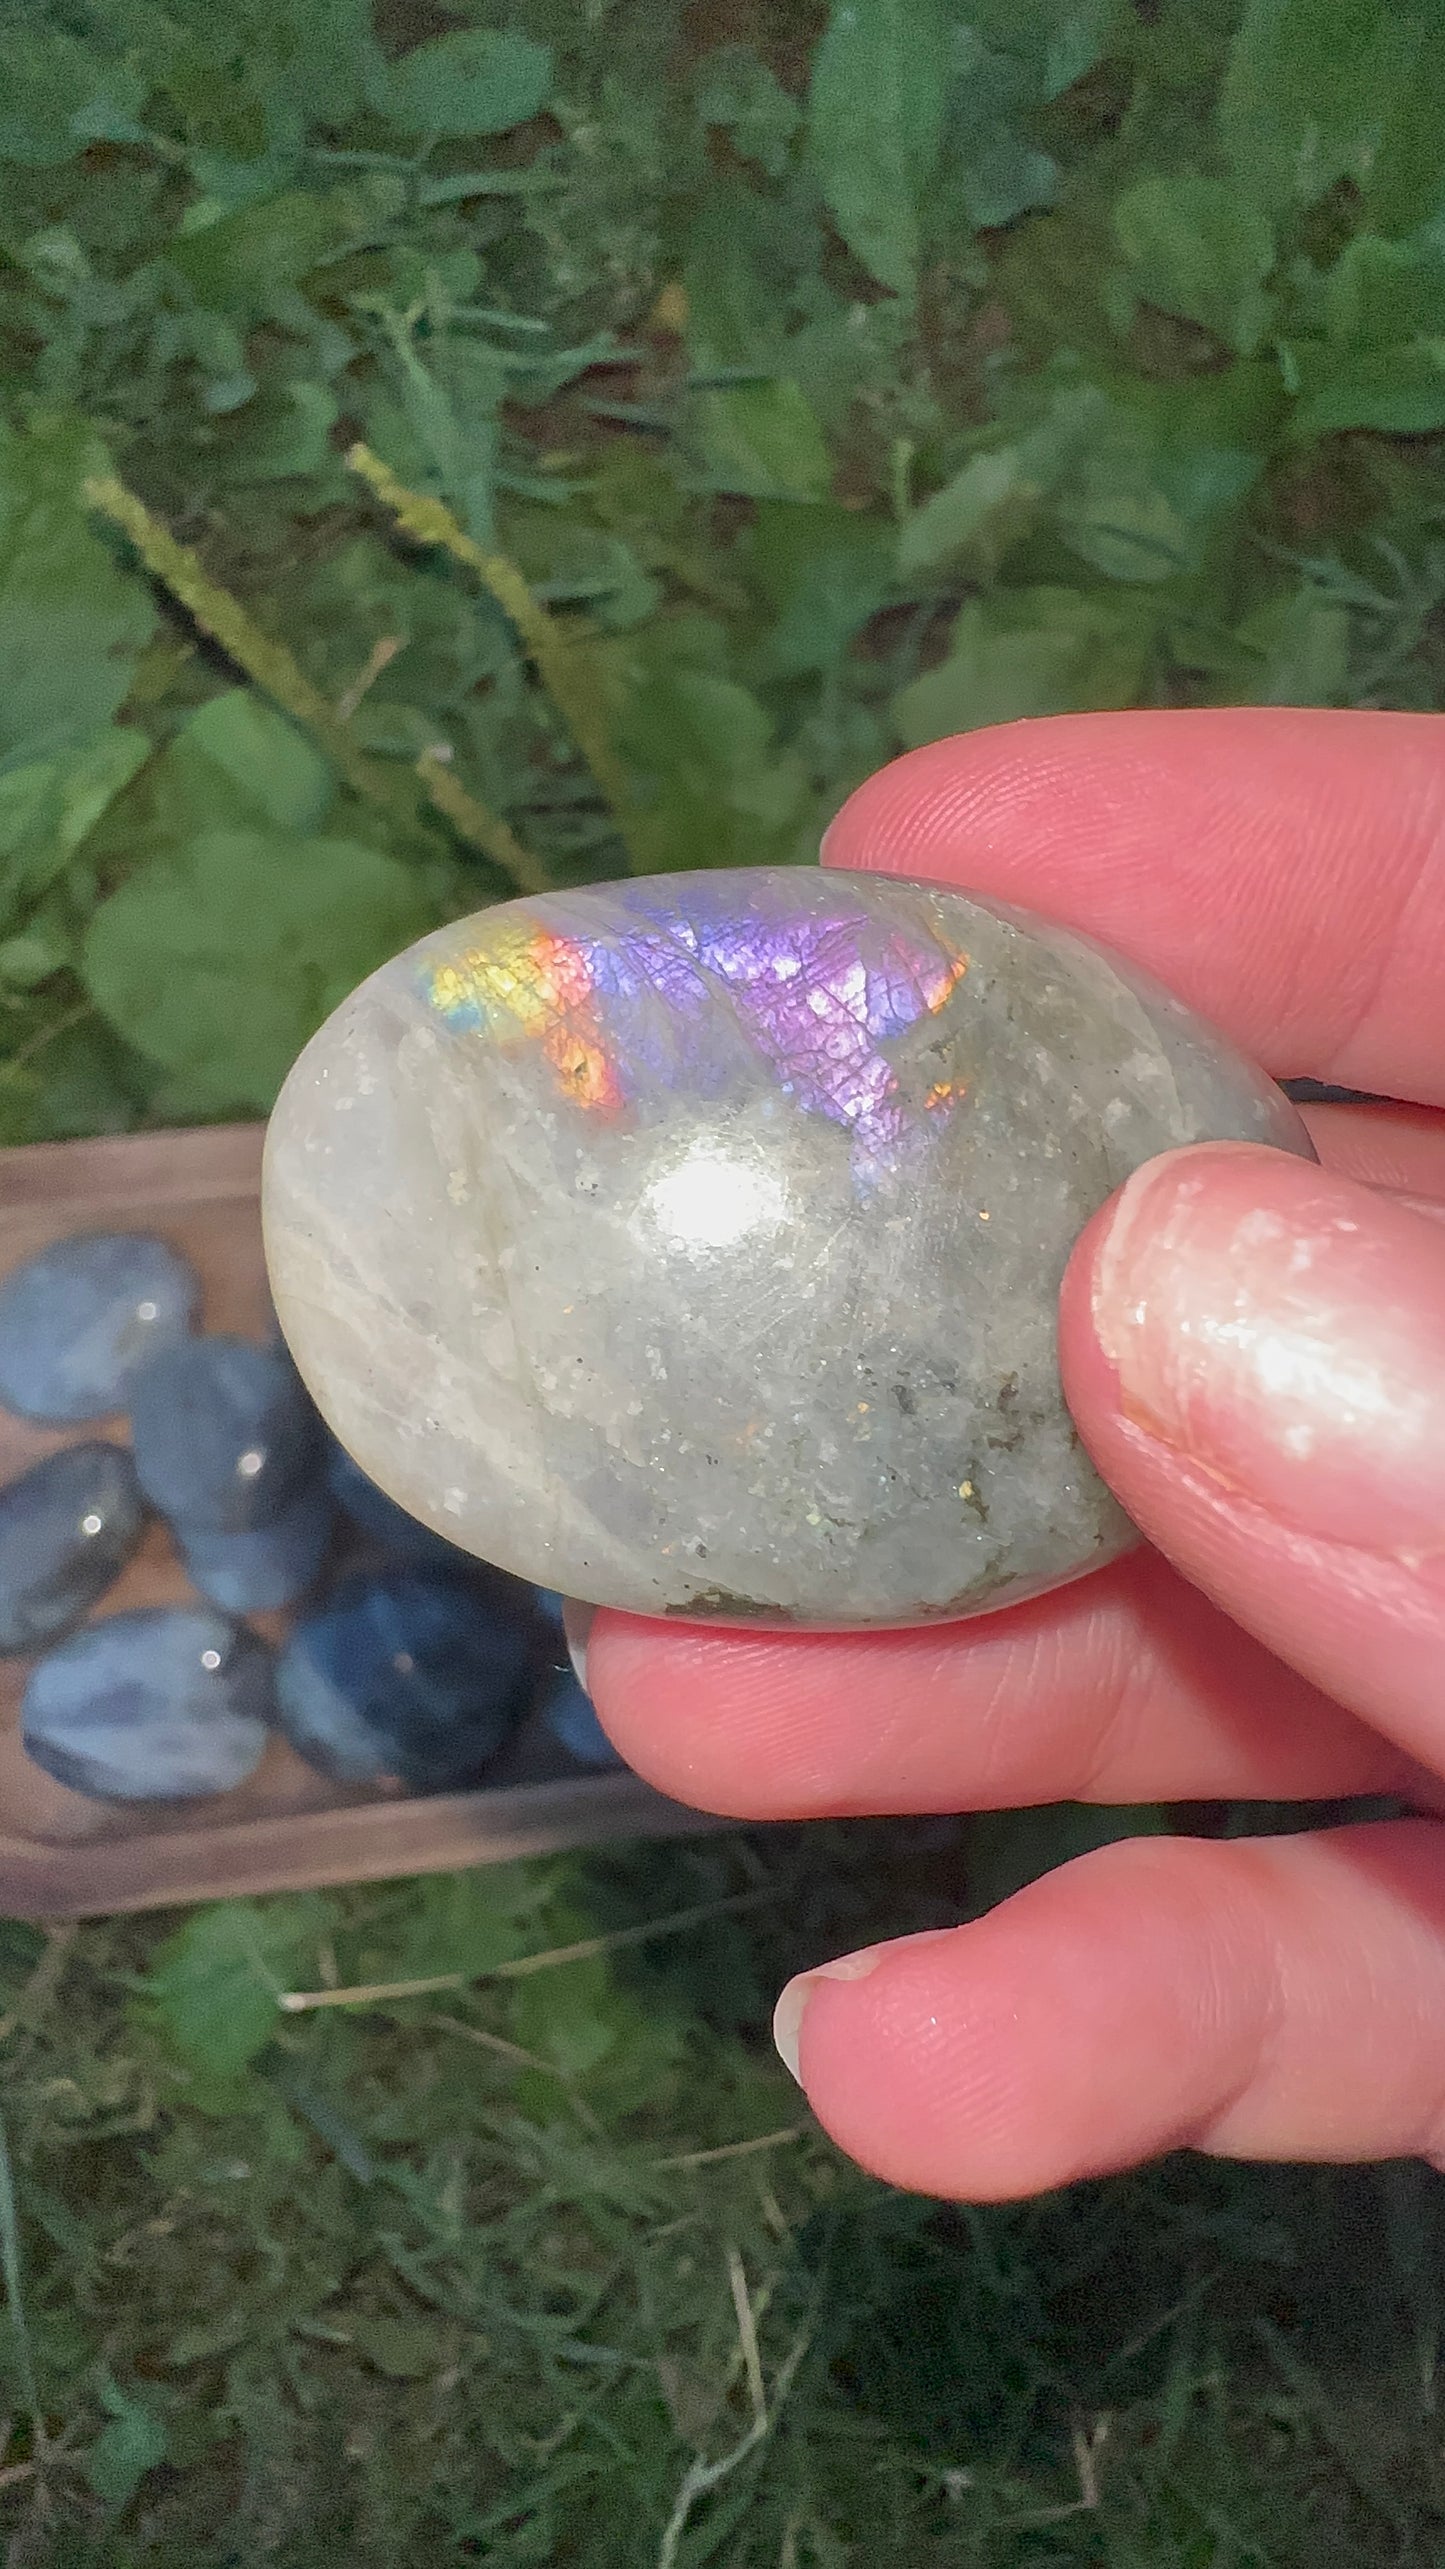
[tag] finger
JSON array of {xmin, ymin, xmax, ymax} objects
[
  {"xmin": 583, "ymin": 1548, "xmax": 1424, "ymax": 1819},
  {"xmin": 823, "ymin": 709, "xmax": 1445, "ymax": 1101},
  {"xmin": 1062, "ymin": 1142, "xmax": 1445, "ymax": 1767},
  {"xmin": 1300, "ymin": 1099, "xmax": 1445, "ymax": 1198},
  {"xmin": 773, "ymin": 1819, "xmax": 1445, "ymax": 2198},
  {"xmin": 586, "ymin": 1100, "xmax": 1445, "ymax": 1819}
]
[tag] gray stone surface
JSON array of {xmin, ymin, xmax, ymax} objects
[
  {"xmin": 129, "ymin": 1334, "xmax": 319, "ymax": 1533},
  {"xmin": 22, "ymin": 1608, "xmax": 273, "ymax": 1801},
  {"xmin": 264, "ymin": 867, "xmax": 1312, "ymax": 1630},
  {"xmin": 0, "ymin": 1231, "xmax": 196, "ymax": 1424},
  {"xmin": 0, "ymin": 1442, "xmax": 146, "ymax": 1656}
]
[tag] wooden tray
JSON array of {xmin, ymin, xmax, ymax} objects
[{"xmin": 0, "ymin": 1125, "xmax": 716, "ymax": 1919}]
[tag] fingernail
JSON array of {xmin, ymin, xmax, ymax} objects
[
  {"xmin": 773, "ymin": 1947, "xmax": 887, "ymax": 2084},
  {"xmin": 1089, "ymin": 1144, "xmax": 1445, "ymax": 1554},
  {"xmin": 561, "ymin": 1599, "xmax": 595, "ymax": 1695}
]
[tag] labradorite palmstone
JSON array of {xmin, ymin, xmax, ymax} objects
[{"xmin": 263, "ymin": 867, "xmax": 1311, "ymax": 1632}]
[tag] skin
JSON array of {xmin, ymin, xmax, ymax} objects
[{"xmin": 581, "ymin": 708, "xmax": 1445, "ymax": 2202}]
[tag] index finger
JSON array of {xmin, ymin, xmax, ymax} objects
[{"xmin": 824, "ymin": 709, "xmax": 1445, "ymax": 1104}]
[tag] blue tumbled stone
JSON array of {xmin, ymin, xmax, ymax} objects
[
  {"xmin": 275, "ymin": 1572, "xmax": 532, "ymax": 1792},
  {"xmin": 129, "ymin": 1335, "xmax": 318, "ymax": 1532},
  {"xmin": 22, "ymin": 1608, "xmax": 274, "ymax": 1801},
  {"xmin": 0, "ymin": 1233, "xmax": 197, "ymax": 1424},
  {"xmin": 0, "ymin": 1442, "xmax": 147, "ymax": 1655},
  {"xmin": 540, "ymin": 1669, "xmax": 626, "ymax": 1771},
  {"xmin": 326, "ymin": 1440, "xmax": 478, "ymax": 1571},
  {"xmin": 176, "ymin": 1479, "xmax": 335, "ymax": 1613}
]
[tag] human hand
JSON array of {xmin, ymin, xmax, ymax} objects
[{"xmin": 577, "ymin": 708, "xmax": 1445, "ymax": 2199}]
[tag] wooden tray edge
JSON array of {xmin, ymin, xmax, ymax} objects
[
  {"xmin": 0, "ymin": 1773, "xmax": 727, "ymax": 1920},
  {"xmin": 0, "ymin": 1126, "xmax": 728, "ymax": 1921},
  {"xmin": 0, "ymin": 1123, "xmax": 266, "ymax": 1216}
]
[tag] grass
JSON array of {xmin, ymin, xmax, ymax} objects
[{"xmin": 0, "ymin": 1817, "xmax": 1443, "ymax": 2565}]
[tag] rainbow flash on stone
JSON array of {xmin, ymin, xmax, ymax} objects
[
  {"xmin": 427, "ymin": 920, "xmax": 622, "ymax": 1115},
  {"xmin": 424, "ymin": 889, "xmax": 969, "ymax": 1182},
  {"xmin": 267, "ymin": 863, "xmax": 1310, "ymax": 1631}
]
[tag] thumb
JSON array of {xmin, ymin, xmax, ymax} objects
[{"xmin": 1060, "ymin": 1142, "xmax": 1445, "ymax": 1769}]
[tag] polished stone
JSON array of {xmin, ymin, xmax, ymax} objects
[
  {"xmin": 129, "ymin": 1334, "xmax": 319, "ymax": 1532},
  {"xmin": 177, "ymin": 1479, "xmax": 334, "ymax": 1613},
  {"xmin": 0, "ymin": 1442, "xmax": 147, "ymax": 1655},
  {"xmin": 265, "ymin": 867, "xmax": 1313, "ymax": 1630},
  {"xmin": 274, "ymin": 1572, "xmax": 532, "ymax": 1791},
  {"xmin": 22, "ymin": 1608, "xmax": 273, "ymax": 1801},
  {"xmin": 0, "ymin": 1232, "xmax": 197, "ymax": 1423}
]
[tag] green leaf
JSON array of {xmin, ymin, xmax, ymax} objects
[
  {"xmin": 123, "ymin": 0, "xmax": 378, "ymax": 162},
  {"xmin": 1049, "ymin": 389, "xmax": 1260, "ymax": 584},
  {"xmin": 167, "ymin": 187, "xmax": 359, "ymax": 318},
  {"xmin": 365, "ymin": 331, "xmax": 503, "ymax": 546},
  {"xmin": 892, "ymin": 585, "xmax": 1153, "ymax": 747},
  {"xmin": 808, "ymin": 0, "xmax": 952, "ymax": 294},
  {"xmin": 179, "ymin": 693, "xmax": 335, "ymax": 832},
  {"xmin": 0, "ymin": 727, "xmax": 148, "ymax": 933},
  {"xmin": 991, "ymin": 197, "xmax": 1122, "ymax": 366},
  {"xmin": 616, "ymin": 663, "xmax": 811, "ymax": 871},
  {"xmin": 688, "ymin": 380, "xmax": 832, "ymax": 501},
  {"xmin": 896, "ymin": 450, "xmax": 1024, "ymax": 577},
  {"xmin": 1365, "ymin": 24, "xmax": 1445, "ymax": 234},
  {"xmin": 392, "ymin": 1868, "xmax": 535, "ymax": 1983},
  {"xmin": 137, "ymin": 704, "xmax": 329, "ymax": 852},
  {"xmin": 1233, "ymin": 582, "xmax": 1350, "ymax": 704},
  {"xmin": 82, "ymin": 827, "xmax": 432, "ymax": 1110},
  {"xmin": 376, "ymin": 30, "xmax": 553, "ymax": 138},
  {"xmin": 963, "ymin": 0, "xmax": 1116, "ymax": 101},
  {"xmin": 140, "ymin": 1896, "xmax": 330, "ymax": 2078},
  {"xmin": 694, "ymin": 44, "xmax": 801, "ymax": 179},
  {"xmin": 0, "ymin": 926, "xmax": 70, "ymax": 991},
  {"xmin": 939, "ymin": 29, "xmax": 1058, "ymax": 233},
  {"xmin": 0, "ymin": 29, "xmax": 145, "ymax": 169},
  {"xmin": 509, "ymin": 1949, "xmax": 624, "ymax": 2081},
  {"xmin": 1219, "ymin": 0, "xmax": 1422, "ymax": 214},
  {"xmin": 1112, "ymin": 175, "xmax": 1276, "ymax": 356},
  {"xmin": 0, "ymin": 1015, "xmax": 153, "ymax": 1147},
  {"xmin": 683, "ymin": 184, "xmax": 788, "ymax": 374},
  {"xmin": 225, "ymin": 380, "xmax": 343, "ymax": 486},
  {"xmin": 1287, "ymin": 338, "xmax": 1445, "ymax": 438},
  {"xmin": 0, "ymin": 419, "xmax": 156, "ymax": 774},
  {"xmin": 748, "ymin": 502, "xmax": 896, "ymax": 678},
  {"xmin": 1321, "ymin": 233, "xmax": 1445, "ymax": 350},
  {"xmin": 88, "ymin": 2377, "xmax": 169, "ymax": 2514}
]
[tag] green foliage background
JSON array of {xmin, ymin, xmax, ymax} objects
[
  {"xmin": 5, "ymin": 1817, "xmax": 1445, "ymax": 2564},
  {"xmin": 4, "ymin": 4, "xmax": 1445, "ymax": 2556},
  {"xmin": 5, "ymin": 0, "xmax": 1445, "ymax": 1135}
]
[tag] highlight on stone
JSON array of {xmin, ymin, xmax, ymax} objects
[{"xmin": 263, "ymin": 867, "xmax": 1311, "ymax": 1632}]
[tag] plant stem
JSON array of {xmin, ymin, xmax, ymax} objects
[
  {"xmin": 348, "ymin": 442, "xmax": 644, "ymax": 863},
  {"xmin": 85, "ymin": 475, "xmax": 551, "ymax": 895},
  {"xmin": 85, "ymin": 477, "xmax": 420, "ymax": 829},
  {"xmin": 278, "ymin": 1885, "xmax": 781, "ymax": 2011},
  {"xmin": 416, "ymin": 751, "xmax": 551, "ymax": 894}
]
